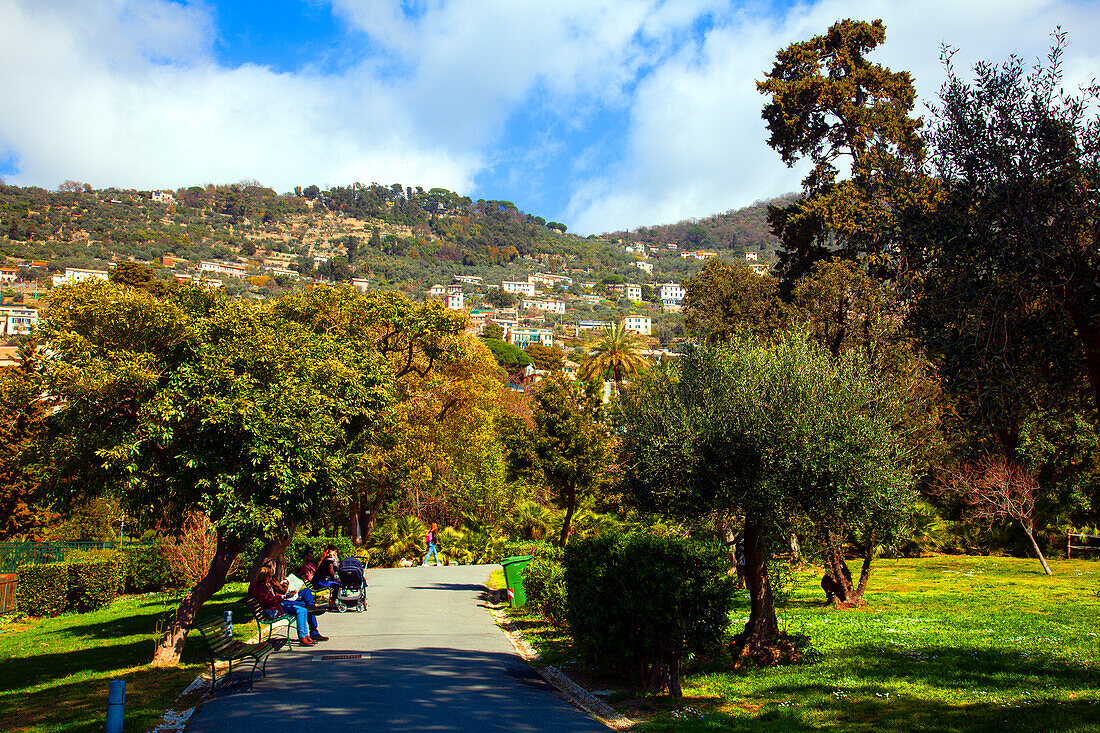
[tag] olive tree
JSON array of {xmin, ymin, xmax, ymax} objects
[{"xmin": 616, "ymin": 335, "xmax": 915, "ymax": 663}]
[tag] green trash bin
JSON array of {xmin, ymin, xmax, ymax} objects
[{"xmin": 501, "ymin": 555, "xmax": 534, "ymax": 608}]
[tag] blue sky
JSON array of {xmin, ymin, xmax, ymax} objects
[{"xmin": 1, "ymin": 1, "xmax": 1099, "ymax": 234}]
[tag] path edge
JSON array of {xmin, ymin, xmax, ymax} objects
[{"xmin": 486, "ymin": 597, "xmax": 634, "ymax": 731}]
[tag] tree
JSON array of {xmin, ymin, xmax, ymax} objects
[
  {"xmin": 504, "ymin": 378, "xmax": 612, "ymax": 545},
  {"xmin": 483, "ymin": 338, "xmax": 532, "ymax": 372},
  {"xmin": 36, "ymin": 281, "xmax": 393, "ymax": 664},
  {"xmin": 482, "ymin": 323, "xmax": 505, "ymax": 340},
  {"xmin": 579, "ymin": 322, "xmax": 648, "ymax": 390},
  {"xmin": 485, "ymin": 288, "xmax": 518, "ymax": 309},
  {"xmin": 758, "ymin": 19, "xmax": 935, "ymax": 283},
  {"xmin": 525, "ymin": 343, "xmax": 564, "ymax": 372},
  {"xmin": 109, "ymin": 261, "xmax": 174, "ymax": 297},
  {"xmin": 0, "ymin": 342, "xmax": 56, "ymax": 541},
  {"xmin": 934, "ymin": 456, "xmax": 1052, "ymax": 574},
  {"xmin": 617, "ymin": 336, "xmax": 914, "ymax": 662},
  {"xmin": 682, "ymin": 260, "xmax": 791, "ymax": 343},
  {"xmin": 913, "ymin": 35, "xmax": 1100, "ymax": 449}
]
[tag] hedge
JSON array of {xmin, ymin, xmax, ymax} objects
[
  {"xmin": 17, "ymin": 552, "xmax": 126, "ymax": 616},
  {"xmin": 67, "ymin": 556, "xmax": 123, "ymax": 612},
  {"xmin": 521, "ymin": 555, "xmax": 568, "ymax": 626},
  {"xmin": 564, "ymin": 534, "xmax": 734, "ymax": 695},
  {"xmin": 16, "ymin": 563, "xmax": 70, "ymax": 617}
]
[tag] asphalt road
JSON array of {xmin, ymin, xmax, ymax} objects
[{"xmin": 185, "ymin": 564, "xmax": 607, "ymax": 733}]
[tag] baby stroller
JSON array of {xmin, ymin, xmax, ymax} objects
[{"xmin": 334, "ymin": 557, "xmax": 368, "ymax": 612}]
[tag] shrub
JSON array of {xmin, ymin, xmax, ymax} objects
[
  {"xmin": 16, "ymin": 563, "xmax": 69, "ymax": 617},
  {"xmin": 564, "ymin": 534, "xmax": 734, "ymax": 697},
  {"xmin": 120, "ymin": 544, "xmax": 179, "ymax": 592},
  {"xmin": 521, "ymin": 555, "xmax": 568, "ymax": 626},
  {"xmin": 67, "ymin": 556, "xmax": 123, "ymax": 612}
]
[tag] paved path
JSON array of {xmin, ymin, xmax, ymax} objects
[{"xmin": 186, "ymin": 564, "xmax": 606, "ymax": 733}]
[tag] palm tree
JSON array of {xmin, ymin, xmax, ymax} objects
[{"xmin": 579, "ymin": 322, "xmax": 648, "ymax": 390}]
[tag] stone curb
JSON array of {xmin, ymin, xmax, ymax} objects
[{"xmin": 486, "ymin": 596, "xmax": 634, "ymax": 731}]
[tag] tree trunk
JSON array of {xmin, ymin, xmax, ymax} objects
[
  {"xmin": 248, "ymin": 524, "xmax": 297, "ymax": 583},
  {"xmin": 348, "ymin": 495, "xmax": 361, "ymax": 545},
  {"xmin": 822, "ymin": 529, "xmax": 859, "ymax": 605},
  {"xmin": 151, "ymin": 533, "xmax": 242, "ymax": 666},
  {"xmin": 1022, "ymin": 524, "xmax": 1053, "ymax": 576},
  {"xmin": 716, "ymin": 516, "xmax": 739, "ymax": 574},
  {"xmin": 361, "ymin": 478, "xmax": 388, "ymax": 544},
  {"xmin": 734, "ymin": 512, "xmax": 779, "ymax": 647},
  {"xmin": 789, "ymin": 531, "xmax": 803, "ymax": 566},
  {"xmin": 558, "ymin": 487, "xmax": 577, "ymax": 546},
  {"xmin": 853, "ymin": 541, "xmax": 875, "ymax": 600}
]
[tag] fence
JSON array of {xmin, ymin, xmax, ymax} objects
[
  {"xmin": 1067, "ymin": 533, "xmax": 1100, "ymax": 560},
  {"xmin": 0, "ymin": 541, "xmax": 156, "ymax": 574},
  {"xmin": 0, "ymin": 574, "xmax": 15, "ymax": 613}
]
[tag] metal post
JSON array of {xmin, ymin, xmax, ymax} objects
[
  {"xmin": 105, "ymin": 680, "xmax": 125, "ymax": 733},
  {"xmin": 223, "ymin": 610, "xmax": 233, "ymax": 640}
]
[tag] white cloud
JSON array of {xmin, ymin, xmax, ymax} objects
[
  {"xmin": 0, "ymin": 0, "xmax": 482, "ymax": 192},
  {"xmin": 567, "ymin": 0, "xmax": 1100, "ymax": 234},
  {"xmin": 1, "ymin": 0, "xmax": 1098, "ymax": 235}
]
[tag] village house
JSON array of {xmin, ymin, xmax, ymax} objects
[
  {"xmin": 658, "ymin": 282, "xmax": 685, "ymax": 306},
  {"xmin": 501, "ymin": 280, "xmax": 536, "ymax": 296},
  {"xmin": 199, "ymin": 261, "xmax": 248, "ymax": 278},
  {"xmin": 0, "ymin": 305, "xmax": 39, "ymax": 336},
  {"xmin": 428, "ymin": 283, "xmax": 447, "ymax": 298},
  {"xmin": 625, "ymin": 283, "xmax": 642, "ymax": 301},
  {"xmin": 442, "ymin": 292, "xmax": 464, "ymax": 311},
  {"xmin": 508, "ymin": 327, "xmax": 554, "ymax": 349},
  {"xmin": 635, "ymin": 261, "xmax": 653, "ymax": 274},
  {"xmin": 622, "ymin": 314, "xmax": 652, "ymax": 336},
  {"xmin": 0, "ymin": 268, "xmax": 19, "ymax": 283},
  {"xmin": 680, "ymin": 250, "xmax": 718, "ymax": 260},
  {"xmin": 151, "ymin": 191, "xmax": 176, "ymax": 205},
  {"xmin": 351, "ymin": 278, "xmax": 370, "ymax": 293},
  {"xmin": 454, "ymin": 275, "xmax": 482, "ymax": 285},
  {"xmin": 745, "ymin": 251, "xmax": 758, "ymax": 261},
  {"xmin": 51, "ymin": 267, "xmax": 110, "ymax": 286},
  {"xmin": 522, "ymin": 299, "xmax": 565, "ymax": 315}
]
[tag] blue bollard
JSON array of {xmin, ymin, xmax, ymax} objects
[
  {"xmin": 223, "ymin": 610, "xmax": 233, "ymax": 640},
  {"xmin": 105, "ymin": 679, "xmax": 125, "ymax": 733}
]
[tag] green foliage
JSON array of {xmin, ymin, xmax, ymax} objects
[
  {"xmin": 564, "ymin": 534, "xmax": 735, "ymax": 692},
  {"xmin": 482, "ymin": 338, "xmax": 532, "ymax": 370},
  {"xmin": 120, "ymin": 544, "xmax": 179, "ymax": 592},
  {"xmin": 682, "ymin": 260, "xmax": 791, "ymax": 343},
  {"xmin": 521, "ymin": 555, "xmax": 568, "ymax": 626},
  {"xmin": 65, "ymin": 554, "xmax": 124, "ymax": 612},
  {"xmin": 368, "ymin": 515, "xmax": 427, "ymax": 567},
  {"xmin": 16, "ymin": 563, "xmax": 69, "ymax": 617}
]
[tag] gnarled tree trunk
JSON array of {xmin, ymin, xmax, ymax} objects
[
  {"xmin": 821, "ymin": 529, "xmax": 874, "ymax": 606},
  {"xmin": 732, "ymin": 512, "xmax": 779, "ymax": 654},
  {"xmin": 151, "ymin": 533, "xmax": 242, "ymax": 666},
  {"xmin": 558, "ymin": 486, "xmax": 577, "ymax": 546}
]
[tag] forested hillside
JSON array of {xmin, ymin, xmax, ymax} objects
[{"xmin": 0, "ymin": 180, "xmax": 783, "ymax": 288}]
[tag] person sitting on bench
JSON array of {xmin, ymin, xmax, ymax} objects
[{"xmin": 249, "ymin": 565, "xmax": 327, "ymax": 646}]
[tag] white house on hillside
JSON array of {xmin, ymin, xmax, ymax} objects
[
  {"xmin": 622, "ymin": 314, "xmax": 652, "ymax": 336},
  {"xmin": 658, "ymin": 282, "xmax": 684, "ymax": 306},
  {"xmin": 52, "ymin": 267, "xmax": 110, "ymax": 286},
  {"xmin": 501, "ymin": 280, "xmax": 536, "ymax": 296}
]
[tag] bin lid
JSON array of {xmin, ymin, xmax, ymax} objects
[{"xmin": 501, "ymin": 555, "xmax": 534, "ymax": 565}]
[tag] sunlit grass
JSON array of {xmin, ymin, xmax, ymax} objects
[
  {"xmin": 0, "ymin": 582, "xmax": 249, "ymax": 733},
  {"xmin": 513, "ymin": 556, "xmax": 1100, "ymax": 732}
]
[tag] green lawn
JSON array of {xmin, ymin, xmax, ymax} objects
[
  {"xmin": 511, "ymin": 556, "xmax": 1100, "ymax": 732},
  {"xmin": 0, "ymin": 583, "xmax": 251, "ymax": 733}
]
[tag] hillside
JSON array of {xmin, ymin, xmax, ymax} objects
[
  {"xmin": 600, "ymin": 194, "xmax": 792, "ymax": 259},
  {"xmin": 0, "ymin": 181, "xmax": 786, "ymax": 294}
]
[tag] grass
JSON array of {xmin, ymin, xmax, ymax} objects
[
  {"xmin": 0, "ymin": 582, "xmax": 252, "ymax": 733},
  {"xmin": 511, "ymin": 556, "xmax": 1100, "ymax": 732}
]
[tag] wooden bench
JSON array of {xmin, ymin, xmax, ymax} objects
[
  {"xmin": 243, "ymin": 596, "xmax": 296, "ymax": 648},
  {"xmin": 191, "ymin": 615, "xmax": 274, "ymax": 697}
]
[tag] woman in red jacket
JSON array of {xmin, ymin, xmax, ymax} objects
[{"xmin": 249, "ymin": 565, "xmax": 326, "ymax": 645}]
